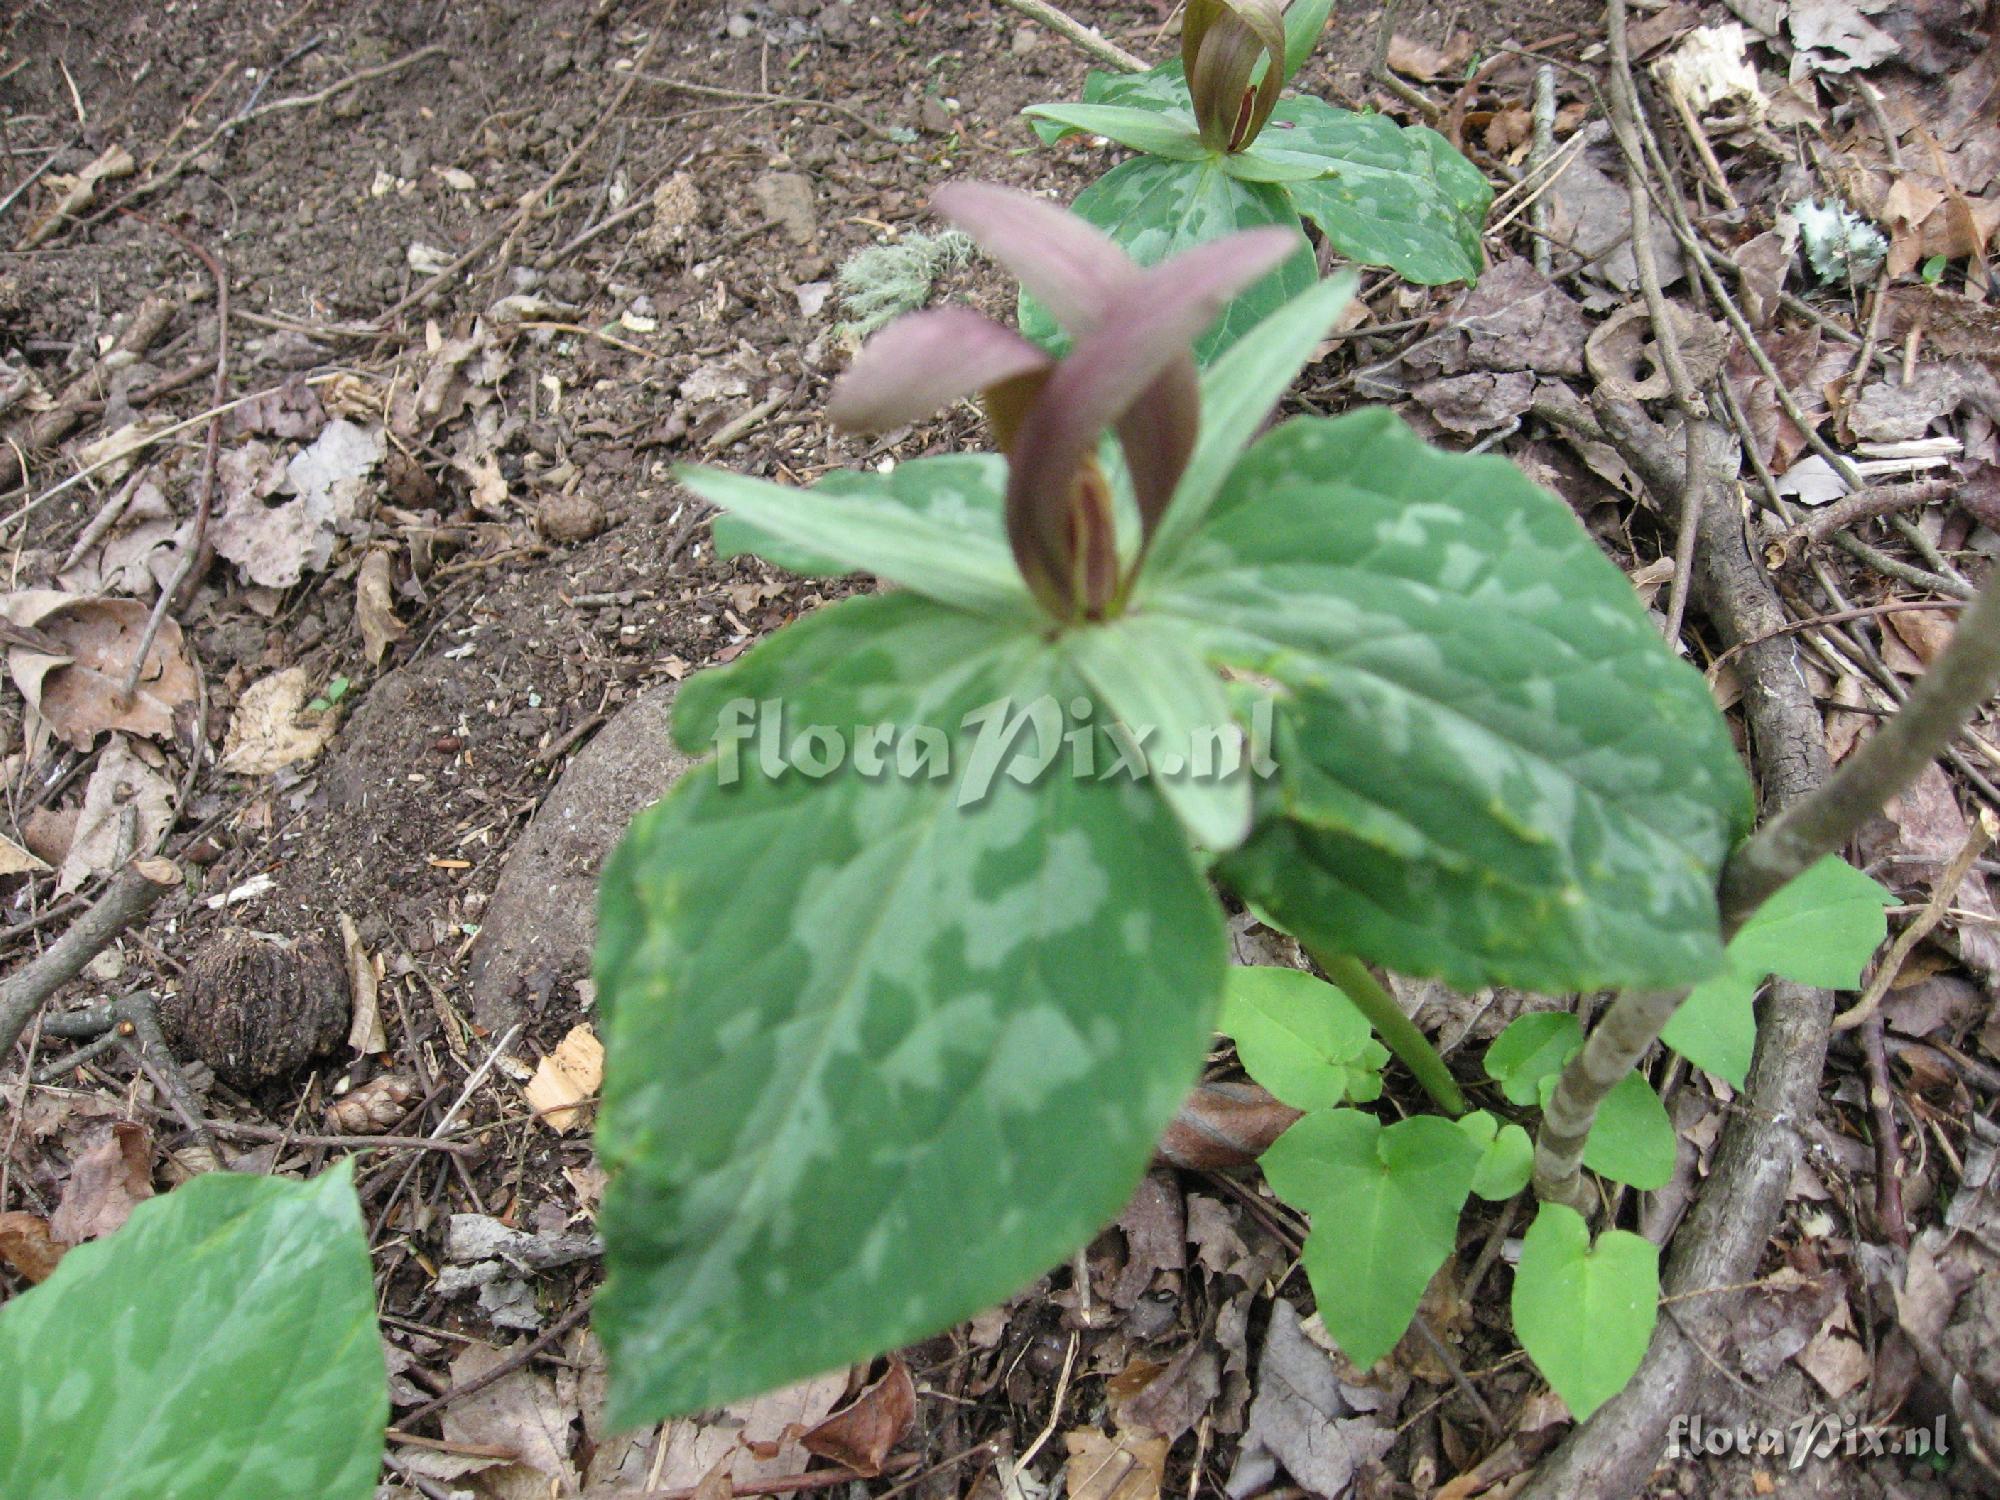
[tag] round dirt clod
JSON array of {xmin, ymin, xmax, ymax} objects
[
  {"xmin": 160, "ymin": 928, "xmax": 349, "ymax": 1088},
  {"xmin": 537, "ymin": 492, "xmax": 608, "ymax": 544}
]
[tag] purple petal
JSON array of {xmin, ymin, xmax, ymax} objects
[
  {"xmin": 1005, "ymin": 227, "xmax": 1302, "ymax": 579},
  {"xmin": 933, "ymin": 182, "xmax": 1139, "ymax": 335},
  {"xmin": 1114, "ymin": 362, "xmax": 1200, "ymax": 540},
  {"xmin": 827, "ymin": 306, "xmax": 1051, "ymax": 433}
]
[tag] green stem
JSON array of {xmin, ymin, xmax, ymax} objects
[{"xmin": 1307, "ymin": 946, "xmax": 1466, "ymax": 1116}]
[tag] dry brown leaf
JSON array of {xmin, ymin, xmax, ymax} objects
[
  {"xmin": 801, "ymin": 1359, "xmax": 916, "ymax": 1477},
  {"xmin": 524, "ymin": 1023, "xmax": 604, "ymax": 1134},
  {"xmin": 58, "ymin": 734, "xmax": 175, "ymax": 895},
  {"xmin": 650, "ymin": 1372, "xmax": 848, "ymax": 1490},
  {"xmin": 441, "ymin": 1341, "xmax": 580, "ymax": 1497},
  {"xmin": 326, "ymin": 1073, "xmax": 416, "ymax": 1133},
  {"xmin": 0, "ymin": 1211, "xmax": 65, "ymax": 1282},
  {"xmin": 1385, "ymin": 32, "xmax": 1470, "ymax": 80},
  {"xmin": 219, "ymin": 666, "xmax": 340, "ymax": 774},
  {"xmin": 356, "ymin": 548, "xmax": 407, "ymax": 665},
  {"xmin": 0, "ymin": 832, "xmax": 50, "ymax": 877},
  {"xmin": 2, "ymin": 591, "xmax": 199, "ymax": 750},
  {"xmin": 212, "ymin": 421, "xmax": 383, "ymax": 588},
  {"xmin": 1064, "ymin": 1428, "xmax": 1168, "ymax": 1500},
  {"xmin": 339, "ymin": 911, "xmax": 387, "ymax": 1054},
  {"xmin": 1886, "ymin": 608, "xmax": 1957, "ymax": 669},
  {"xmin": 19, "ymin": 143, "xmax": 135, "ymax": 249},
  {"xmin": 50, "ymin": 1121, "xmax": 153, "ymax": 1245},
  {"xmin": 20, "ymin": 805, "xmax": 77, "ymax": 866}
]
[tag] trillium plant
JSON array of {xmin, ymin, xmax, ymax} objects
[
  {"xmin": 1023, "ymin": 0, "xmax": 1493, "ymax": 359},
  {"xmin": 588, "ymin": 182, "xmax": 1767, "ymax": 1426}
]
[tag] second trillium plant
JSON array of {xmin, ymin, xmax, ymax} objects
[{"xmin": 591, "ymin": 184, "xmax": 1752, "ymax": 1425}]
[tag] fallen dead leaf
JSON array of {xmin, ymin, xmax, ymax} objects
[
  {"xmin": 1788, "ymin": 0, "xmax": 1900, "ymax": 73},
  {"xmin": 355, "ymin": 548, "xmax": 407, "ymax": 665},
  {"xmin": 0, "ymin": 832, "xmax": 50, "ymax": 877},
  {"xmin": 1385, "ymin": 32, "xmax": 1471, "ymax": 80},
  {"xmin": 50, "ymin": 1121, "xmax": 153, "ymax": 1245},
  {"xmin": 441, "ymin": 1341, "xmax": 580, "ymax": 1498},
  {"xmin": 650, "ymin": 1371, "xmax": 848, "ymax": 1491},
  {"xmin": 339, "ymin": 911, "xmax": 387, "ymax": 1054},
  {"xmin": 1064, "ymin": 1427, "xmax": 1168, "ymax": 1500},
  {"xmin": 19, "ymin": 143, "xmax": 135, "ymax": 249},
  {"xmin": 1226, "ymin": 1300, "xmax": 1397, "ymax": 1498},
  {"xmin": 327, "ymin": 1073, "xmax": 416, "ymax": 1133},
  {"xmin": 802, "ymin": 1358, "xmax": 917, "ymax": 1476},
  {"xmin": 212, "ymin": 420, "xmax": 384, "ymax": 588},
  {"xmin": 219, "ymin": 666, "xmax": 340, "ymax": 774},
  {"xmin": 0, "ymin": 1211, "xmax": 64, "ymax": 1282},
  {"xmin": 2, "ymin": 591, "xmax": 199, "ymax": 751},
  {"xmin": 1157, "ymin": 1081, "xmax": 1300, "ymax": 1171},
  {"xmin": 524, "ymin": 1023, "xmax": 604, "ymax": 1134},
  {"xmin": 58, "ymin": 735, "xmax": 175, "ymax": 895}
]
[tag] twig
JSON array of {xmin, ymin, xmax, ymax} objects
[
  {"xmin": 114, "ymin": 210, "xmax": 229, "ymax": 702},
  {"xmin": 994, "ymin": 0, "xmax": 1149, "ymax": 73},
  {"xmin": 1722, "ymin": 578, "xmax": 2000, "ymax": 920},
  {"xmin": 1858, "ymin": 1017, "xmax": 1909, "ymax": 1247},
  {"xmin": 1767, "ymin": 478, "xmax": 1957, "ymax": 563},
  {"xmin": 1529, "ymin": 67, "xmax": 1557, "ymax": 276},
  {"xmin": 1833, "ymin": 811, "xmax": 1993, "ymax": 1032},
  {"xmin": 396, "ymin": 1302, "xmax": 591, "ymax": 1429},
  {"xmin": 198, "ymin": 1119, "xmax": 483, "ymax": 1156},
  {"xmin": 0, "ymin": 859, "xmax": 181, "ymax": 1059}
]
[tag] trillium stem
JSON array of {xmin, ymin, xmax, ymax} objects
[
  {"xmin": 1308, "ymin": 946, "xmax": 1466, "ymax": 1116},
  {"xmin": 1531, "ymin": 572, "xmax": 2000, "ymax": 1211}
]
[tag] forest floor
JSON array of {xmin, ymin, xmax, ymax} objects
[{"xmin": 2, "ymin": 0, "xmax": 1998, "ymax": 1496}]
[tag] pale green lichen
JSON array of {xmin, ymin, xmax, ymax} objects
[{"xmin": 833, "ymin": 230, "xmax": 974, "ymax": 341}]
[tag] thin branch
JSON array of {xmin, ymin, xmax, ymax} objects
[
  {"xmin": 1721, "ymin": 576, "xmax": 2000, "ymax": 921},
  {"xmin": 0, "ymin": 859, "xmax": 181, "ymax": 1059},
  {"xmin": 994, "ymin": 0, "xmax": 1150, "ymax": 73}
]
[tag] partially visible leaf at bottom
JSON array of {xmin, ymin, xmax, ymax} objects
[
  {"xmin": 1512, "ymin": 1203, "xmax": 1659, "ymax": 1419},
  {"xmin": 595, "ymin": 592, "xmax": 1226, "ymax": 1424},
  {"xmin": 0, "ymin": 1162, "xmax": 385, "ymax": 1500}
]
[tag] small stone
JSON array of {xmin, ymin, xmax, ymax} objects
[
  {"xmin": 751, "ymin": 170, "xmax": 818, "ymax": 245},
  {"xmin": 537, "ymin": 491, "xmax": 608, "ymax": 544},
  {"xmin": 540, "ymin": 47, "xmax": 573, "ymax": 81},
  {"xmin": 726, "ymin": 13, "xmax": 753, "ymax": 38},
  {"xmin": 1012, "ymin": 24, "xmax": 1041, "ymax": 55},
  {"xmin": 920, "ymin": 96, "xmax": 954, "ymax": 135}
]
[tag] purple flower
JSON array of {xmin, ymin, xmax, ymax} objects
[
  {"xmin": 827, "ymin": 182, "xmax": 1296, "ymax": 622},
  {"xmin": 1185, "ymin": 0, "xmax": 1287, "ymax": 153}
]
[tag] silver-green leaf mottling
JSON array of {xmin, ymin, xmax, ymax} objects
[
  {"xmin": 0, "ymin": 1162, "xmax": 386, "ymax": 1500},
  {"xmin": 1158, "ymin": 410, "xmax": 1753, "ymax": 995},
  {"xmin": 595, "ymin": 591, "xmax": 1226, "ymax": 1424}
]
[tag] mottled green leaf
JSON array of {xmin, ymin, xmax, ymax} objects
[
  {"xmin": 1663, "ymin": 857, "xmax": 1892, "ymax": 1085},
  {"xmin": 1168, "ymin": 410, "xmax": 1752, "ymax": 995},
  {"xmin": 596, "ymin": 591, "xmax": 1226, "ymax": 1422},
  {"xmin": 1485, "ymin": 1013, "xmax": 1582, "ymax": 1108},
  {"xmin": 1020, "ymin": 157, "xmax": 1315, "ymax": 364},
  {"xmin": 1020, "ymin": 103, "xmax": 1207, "ymax": 159},
  {"xmin": 1513, "ymin": 1204, "xmax": 1659, "ymax": 1419},
  {"xmin": 1265, "ymin": 95, "xmax": 1491, "ymax": 284},
  {"xmin": 1149, "ymin": 272, "xmax": 1357, "ymax": 570},
  {"xmin": 0, "ymin": 1163, "xmax": 385, "ymax": 1500},
  {"xmin": 1580, "ymin": 1071, "xmax": 1676, "ymax": 1191},
  {"xmin": 1261, "ymin": 1110, "xmax": 1481, "ymax": 1367},
  {"xmin": 684, "ymin": 458, "xmax": 1029, "ymax": 618},
  {"xmin": 1220, "ymin": 965, "xmax": 1386, "ymax": 1110}
]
